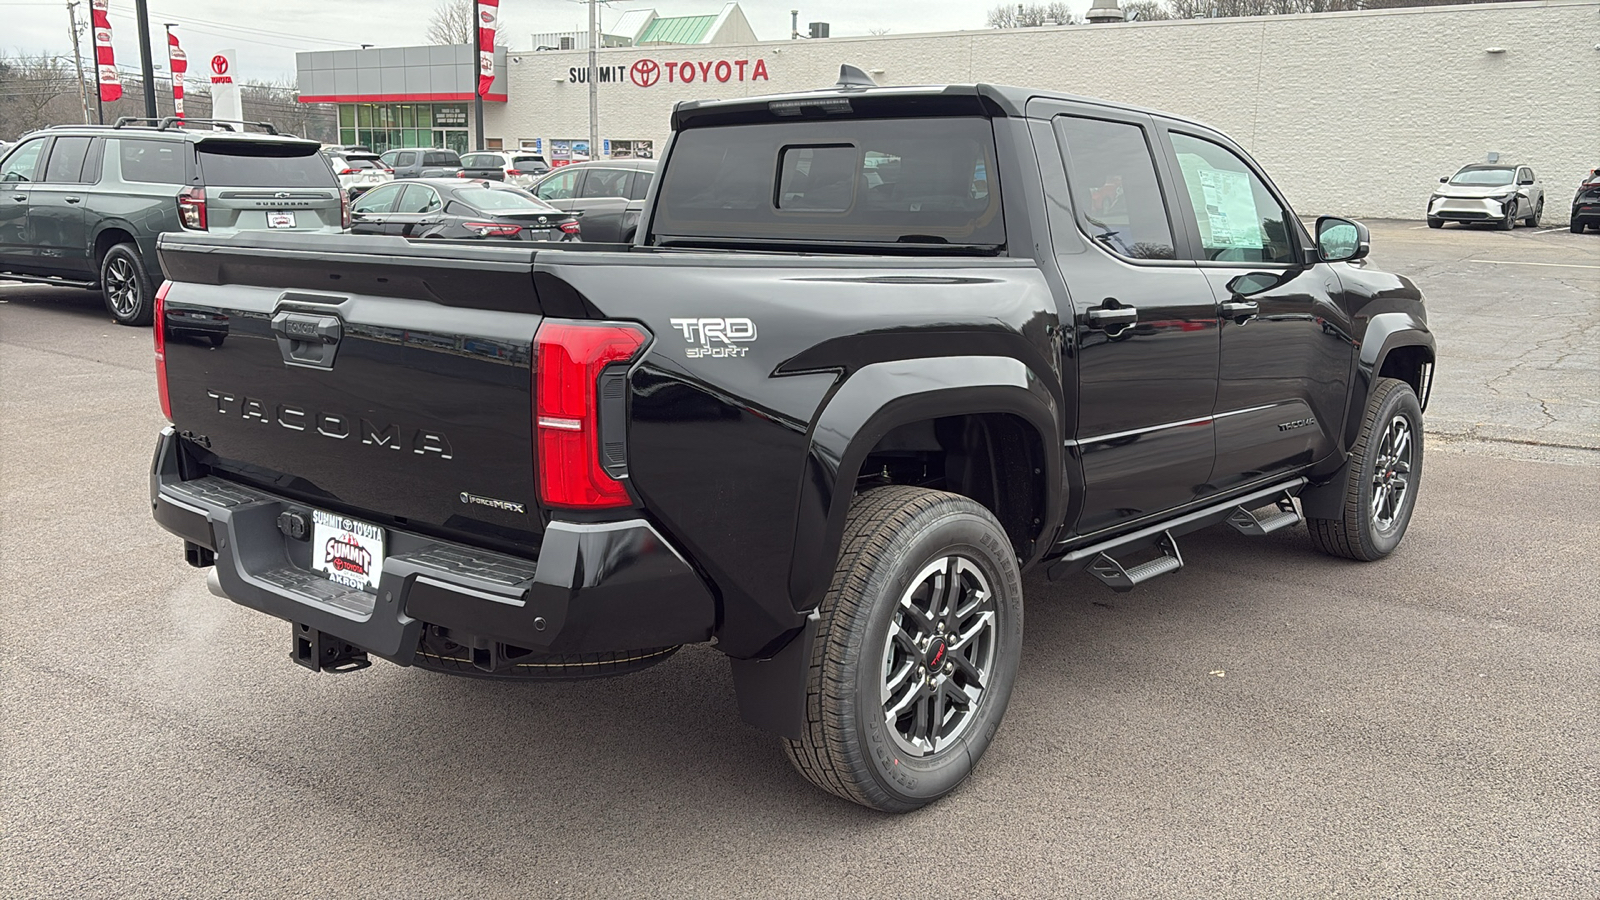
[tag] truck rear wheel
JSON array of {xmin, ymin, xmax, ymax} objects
[
  {"xmin": 783, "ymin": 486, "xmax": 1024, "ymax": 812},
  {"xmin": 1308, "ymin": 377, "xmax": 1423, "ymax": 561}
]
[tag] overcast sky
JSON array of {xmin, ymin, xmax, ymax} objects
[{"xmin": 1, "ymin": 0, "xmax": 1092, "ymax": 83}]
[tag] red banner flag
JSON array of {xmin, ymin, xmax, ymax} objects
[
  {"xmin": 477, "ymin": 0, "xmax": 498, "ymax": 97},
  {"xmin": 166, "ymin": 29, "xmax": 186, "ymax": 119},
  {"xmin": 91, "ymin": 0, "xmax": 121, "ymax": 103}
]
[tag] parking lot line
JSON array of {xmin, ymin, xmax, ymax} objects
[{"xmin": 1469, "ymin": 259, "xmax": 1600, "ymax": 270}]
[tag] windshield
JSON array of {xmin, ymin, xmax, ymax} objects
[
  {"xmin": 1451, "ymin": 167, "xmax": 1514, "ymax": 186},
  {"xmin": 654, "ymin": 117, "xmax": 1003, "ymax": 249},
  {"xmin": 455, "ymin": 186, "xmax": 557, "ymax": 211}
]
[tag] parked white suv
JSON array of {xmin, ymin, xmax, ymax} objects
[
  {"xmin": 323, "ymin": 150, "xmax": 393, "ymax": 199},
  {"xmin": 458, "ymin": 151, "xmax": 551, "ymax": 188},
  {"xmin": 1428, "ymin": 164, "xmax": 1545, "ymax": 230}
]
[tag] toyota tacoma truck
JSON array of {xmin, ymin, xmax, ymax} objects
[{"xmin": 149, "ymin": 69, "xmax": 1434, "ymax": 813}]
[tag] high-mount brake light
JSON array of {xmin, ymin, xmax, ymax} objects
[
  {"xmin": 154, "ymin": 281, "xmax": 172, "ymax": 421},
  {"xmin": 534, "ymin": 321, "xmax": 648, "ymax": 508},
  {"xmin": 177, "ymin": 186, "xmax": 207, "ymax": 230}
]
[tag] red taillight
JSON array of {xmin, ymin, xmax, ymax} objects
[
  {"xmin": 455, "ymin": 170, "xmax": 466, "ymax": 178},
  {"xmin": 154, "ymin": 281, "xmax": 172, "ymax": 421},
  {"xmin": 464, "ymin": 221, "xmax": 521, "ymax": 237},
  {"xmin": 534, "ymin": 321, "xmax": 647, "ymax": 509},
  {"xmin": 506, "ymin": 169, "xmax": 522, "ymax": 176},
  {"xmin": 340, "ymin": 190, "xmax": 351, "ymax": 230},
  {"xmin": 383, "ymin": 167, "xmax": 394, "ymax": 174},
  {"xmin": 338, "ymin": 167, "xmax": 358, "ymax": 175},
  {"xmin": 177, "ymin": 186, "xmax": 206, "ymax": 230},
  {"xmin": 559, "ymin": 220, "xmax": 581, "ymax": 236}
]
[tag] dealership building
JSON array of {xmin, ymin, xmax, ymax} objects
[{"xmin": 296, "ymin": 0, "xmax": 1599, "ymax": 218}]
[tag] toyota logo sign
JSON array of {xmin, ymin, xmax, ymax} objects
[
  {"xmin": 210, "ymin": 55, "xmax": 228, "ymax": 76},
  {"xmin": 629, "ymin": 59, "xmax": 660, "ymax": 87}
]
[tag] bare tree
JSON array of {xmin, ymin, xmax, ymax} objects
[
  {"xmin": 1122, "ymin": 0, "xmax": 1174, "ymax": 20},
  {"xmin": 0, "ymin": 53, "xmax": 82, "ymax": 137},
  {"xmin": 867, "ymin": 26, "xmax": 892, "ymax": 35},
  {"xmin": 426, "ymin": 0, "xmax": 476, "ymax": 45},
  {"xmin": 987, "ymin": 3, "xmax": 1076, "ymax": 27}
]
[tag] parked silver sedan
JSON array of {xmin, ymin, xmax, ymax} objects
[{"xmin": 1428, "ymin": 164, "xmax": 1545, "ymax": 229}]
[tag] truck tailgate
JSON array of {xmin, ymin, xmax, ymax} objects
[{"xmin": 157, "ymin": 232, "xmax": 550, "ymax": 550}]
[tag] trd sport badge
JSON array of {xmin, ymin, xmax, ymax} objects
[{"xmin": 669, "ymin": 317, "xmax": 757, "ymax": 359}]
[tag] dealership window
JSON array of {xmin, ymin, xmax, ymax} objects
[
  {"xmin": 336, "ymin": 102, "xmax": 470, "ymax": 155},
  {"xmin": 1055, "ymin": 115, "xmax": 1175, "ymax": 261},
  {"xmin": 1167, "ymin": 132, "xmax": 1294, "ymax": 264}
]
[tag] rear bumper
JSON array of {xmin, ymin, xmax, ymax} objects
[
  {"xmin": 150, "ymin": 429, "xmax": 715, "ymax": 664},
  {"xmin": 1572, "ymin": 201, "xmax": 1600, "ymax": 225}
]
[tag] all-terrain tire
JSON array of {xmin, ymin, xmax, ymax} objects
[
  {"xmin": 100, "ymin": 242, "xmax": 154, "ymax": 326},
  {"xmin": 782, "ymin": 485, "xmax": 1024, "ymax": 813},
  {"xmin": 1308, "ymin": 377, "xmax": 1424, "ymax": 561}
]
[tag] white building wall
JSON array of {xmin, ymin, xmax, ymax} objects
[{"xmin": 491, "ymin": 0, "xmax": 1600, "ymax": 219}]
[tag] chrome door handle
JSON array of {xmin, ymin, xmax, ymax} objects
[
  {"xmin": 64, "ymin": 196, "xmax": 83, "ymax": 204},
  {"xmin": 1086, "ymin": 305, "xmax": 1138, "ymax": 328},
  {"xmin": 1219, "ymin": 301, "xmax": 1259, "ymax": 318}
]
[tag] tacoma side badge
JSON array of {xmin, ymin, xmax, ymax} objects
[{"xmin": 669, "ymin": 317, "xmax": 757, "ymax": 359}]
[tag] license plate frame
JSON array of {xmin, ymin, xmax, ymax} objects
[
  {"xmin": 267, "ymin": 211, "xmax": 297, "ymax": 229},
  {"xmin": 310, "ymin": 509, "xmax": 386, "ymax": 592}
]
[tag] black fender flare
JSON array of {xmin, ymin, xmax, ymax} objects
[
  {"xmin": 788, "ymin": 354, "xmax": 1062, "ymax": 618},
  {"xmin": 1303, "ymin": 313, "xmax": 1434, "ymax": 519},
  {"xmin": 731, "ymin": 354, "xmax": 1060, "ymax": 739}
]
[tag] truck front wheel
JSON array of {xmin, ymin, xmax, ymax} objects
[
  {"xmin": 783, "ymin": 486, "xmax": 1024, "ymax": 812},
  {"xmin": 1308, "ymin": 377, "xmax": 1424, "ymax": 561}
]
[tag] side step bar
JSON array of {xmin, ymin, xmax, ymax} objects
[
  {"xmin": 1087, "ymin": 531, "xmax": 1183, "ymax": 593},
  {"xmin": 0, "ymin": 272, "xmax": 97, "ymax": 290},
  {"xmin": 1047, "ymin": 477, "xmax": 1308, "ymax": 585},
  {"xmin": 1226, "ymin": 493, "xmax": 1303, "ymax": 536}
]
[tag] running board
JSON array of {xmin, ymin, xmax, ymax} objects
[
  {"xmin": 1046, "ymin": 477, "xmax": 1309, "ymax": 583},
  {"xmin": 1087, "ymin": 531, "xmax": 1183, "ymax": 593},
  {"xmin": 1226, "ymin": 494, "xmax": 1302, "ymax": 536},
  {"xmin": 0, "ymin": 272, "xmax": 97, "ymax": 289}
]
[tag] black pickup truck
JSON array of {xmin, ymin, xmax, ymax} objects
[{"xmin": 149, "ymin": 71, "xmax": 1434, "ymax": 812}]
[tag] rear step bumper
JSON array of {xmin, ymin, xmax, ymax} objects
[{"xmin": 149, "ymin": 429, "xmax": 715, "ymax": 664}]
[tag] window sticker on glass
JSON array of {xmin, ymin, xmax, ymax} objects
[{"xmin": 1177, "ymin": 153, "xmax": 1262, "ymax": 251}]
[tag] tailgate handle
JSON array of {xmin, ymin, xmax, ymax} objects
[{"xmin": 271, "ymin": 312, "xmax": 343, "ymax": 370}]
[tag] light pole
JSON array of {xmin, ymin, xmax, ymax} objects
[
  {"xmin": 134, "ymin": 0, "xmax": 156, "ymax": 118},
  {"xmin": 472, "ymin": 4, "xmax": 484, "ymax": 150},
  {"xmin": 587, "ymin": 0, "xmax": 598, "ymax": 159}
]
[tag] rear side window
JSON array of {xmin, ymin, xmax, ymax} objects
[
  {"xmin": 197, "ymin": 143, "xmax": 337, "ymax": 188},
  {"xmin": 119, "ymin": 139, "xmax": 186, "ymax": 184},
  {"xmin": 395, "ymin": 185, "xmax": 442, "ymax": 213},
  {"xmin": 424, "ymin": 152, "xmax": 459, "ymax": 166},
  {"xmin": 43, "ymin": 137, "xmax": 93, "ymax": 183},
  {"xmin": 461, "ymin": 154, "xmax": 502, "ymax": 168},
  {"xmin": 628, "ymin": 171, "xmax": 654, "ymax": 200},
  {"xmin": 653, "ymin": 117, "xmax": 1003, "ymax": 248},
  {"xmin": 1056, "ymin": 116, "xmax": 1175, "ymax": 261},
  {"xmin": 579, "ymin": 168, "xmax": 632, "ymax": 198}
]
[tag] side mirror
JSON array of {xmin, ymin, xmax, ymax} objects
[
  {"xmin": 1316, "ymin": 216, "xmax": 1370, "ymax": 263},
  {"xmin": 1439, "ymin": 176, "xmax": 1449, "ymax": 183}
]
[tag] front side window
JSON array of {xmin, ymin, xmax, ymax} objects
[
  {"xmin": 653, "ymin": 117, "xmax": 1003, "ymax": 248},
  {"xmin": 43, "ymin": 137, "xmax": 93, "ymax": 183},
  {"xmin": 118, "ymin": 139, "xmax": 186, "ymax": 184},
  {"xmin": 0, "ymin": 139, "xmax": 45, "ymax": 183},
  {"xmin": 1056, "ymin": 116, "xmax": 1175, "ymax": 261},
  {"xmin": 535, "ymin": 169, "xmax": 580, "ymax": 201},
  {"xmin": 1168, "ymin": 132, "xmax": 1295, "ymax": 264},
  {"xmin": 396, "ymin": 151, "xmax": 418, "ymax": 167},
  {"xmin": 395, "ymin": 185, "xmax": 442, "ymax": 214},
  {"xmin": 352, "ymin": 183, "xmax": 404, "ymax": 214}
]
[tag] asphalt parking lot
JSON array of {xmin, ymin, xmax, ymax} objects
[{"xmin": 1, "ymin": 221, "xmax": 1596, "ymax": 898}]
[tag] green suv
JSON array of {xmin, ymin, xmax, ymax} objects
[{"xmin": 0, "ymin": 118, "xmax": 346, "ymax": 325}]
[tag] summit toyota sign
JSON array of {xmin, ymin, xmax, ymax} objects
[{"xmin": 567, "ymin": 58, "xmax": 770, "ymax": 86}]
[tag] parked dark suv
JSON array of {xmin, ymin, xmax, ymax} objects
[{"xmin": 0, "ymin": 117, "xmax": 345, "ymax": 325}]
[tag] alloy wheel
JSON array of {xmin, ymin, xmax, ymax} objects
[
  {"xmin": 104, "ymin": 257, "xmax": 139, "ymax": 317},
  {"xmin": 1370, "ymin": 414, "xmax": 1414, "ymax": 533},
  {"xmin": 880, "ymin": 555, "xmax": 998, "ymax": 758}
]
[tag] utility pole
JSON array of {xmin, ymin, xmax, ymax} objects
[
  {"xmin": 134, "ymin": 0, "xmax": 156, "ymax": 118},
  {"xmin": 66, "ymin": 1, "xmax": 90, "ymax": 124},
  {"xmin": 587, "ymin": 0, "xmax": 598, "ymax": 160}
]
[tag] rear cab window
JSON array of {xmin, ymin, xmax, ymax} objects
[
  {"xmin": 651, "ymin": 117, "xmax": 1003, "ymax": 251},
  {"xmin": 196, "ymin": 140, "xmax": 337, "ymax": 188}
]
